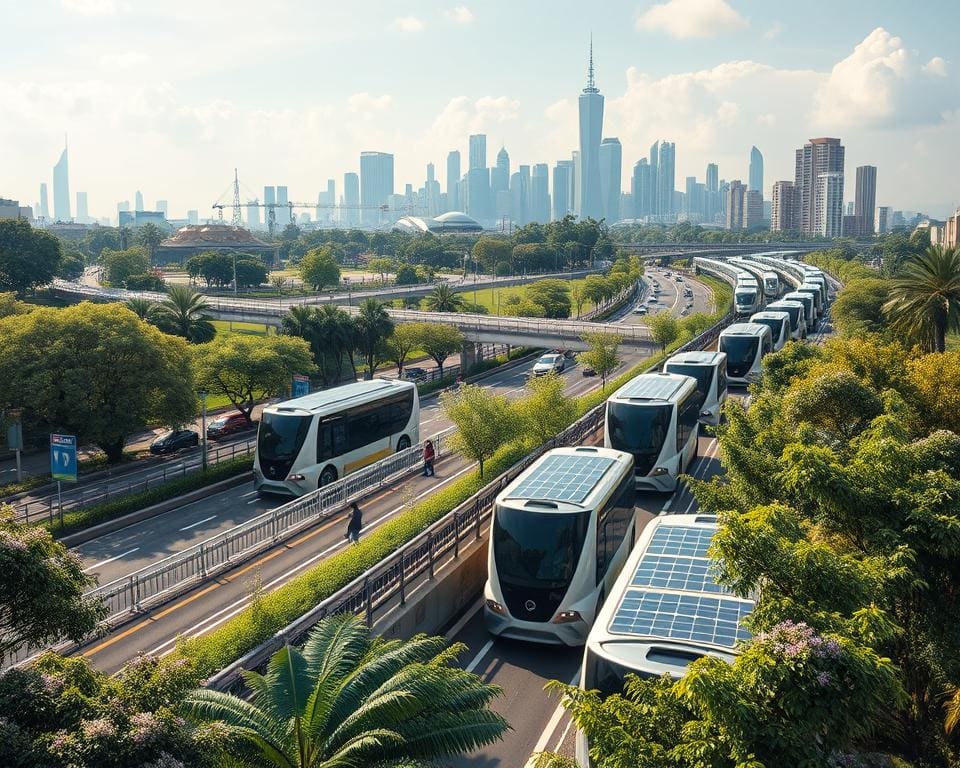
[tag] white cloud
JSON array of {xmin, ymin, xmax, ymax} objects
[
  {"xmin": 390, "ymin": 16, "xmax": 425, "ymax": 33},
  {"xmin": 444, "ymin": 5, "xmax": 474, "ymax": 24},
  {"xmin": 763, "ymin": 21, "xmax": 783, "ymax": 40},
  {"xmin": 757, "ymin": 112, "xmax": 776, "ymax": 126},
  {"xmin": 635, "ymin": 0, "xmax": 747, "ymax": 39},
  {"xmin": 347, "ymin": 92, "xmax": 394, "ymax": 114},
  {"xmin": 61, "ymin": 0, "xmax": 125, "ymax": 15},
  {"xmin": 813, "ymin": 27, "xmax": 957, "ymax": 129},
  {"xmin": 99, "ymin": 51, "xmax": 148, "ymax": 70}
]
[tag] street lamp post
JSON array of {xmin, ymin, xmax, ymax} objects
[
  {"xmin": 232, "ymin": 253, "xmax": 238, "ymax": 296},
  {"xmin": 200, "ymin": 390, "xmax": 208, "ymax": 471}
]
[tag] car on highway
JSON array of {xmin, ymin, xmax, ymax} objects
[
  {"xmin": 647, "ymin": 296, "xmax": 658, "ymax": 304},
  {"xmin": 531, "ymin": 353, "xmax": 565, "ymax": 376},
  {"xmin": 632, "ymin": 306, "xmax": 648, "ymax": 315},
  {"xmin": 150, "ymin": 429, "xmax": 199, "ymax": 454},
  {"xmin": 402, "ymin": 367, "xmax": 428, "ymax": 382},
  {"xmin": 206, "ymin": 412, "xmax": 251, "ymax": 440},
  {"xmin": 675, "ymin": 275, "xmax": 684, "ymax": 282}
]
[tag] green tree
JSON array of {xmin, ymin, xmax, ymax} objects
[
  {"xmin": 0, "ymin": 218, "xmax": 62, "ymax": 294},
  {"xmin": 280, "ymin": 304, "xmax": 316, "ymax": 340},
  {"xmin": 647, "ymin": 312, "xmax": 680, "ymax": 351},
  {"xmin": 412, "ymin": 322, "xmax": 464, "ymax": 378},
  {"xmin": 883, "ymin": 245, "xmax": 960, "ymax": 352},
  {"xmin": 383, "ymin": 323, "xmax": 420, "ymax": 377},
  {"xmin": 0, "ymin": 505, "xmax": 106, "ymax": 658},
  {"xmin": 185, "ymin": 614, "xmax": 506, "ymax": 768},
  {"xmin": 235, "ymin": 256, "xmax": 268, "ymax": 288},
  {"xmin": 472, "ymin": 237, "xmax": 513, "ymax": 272},
  {"xmin": 680, "ymin": 311, "xmax": 714, "ymax": 338},
  {"xmin": 271, "ymin": 274, "xmax": 289, "ymax": 295},
  {"xmin": 186, "ymin": 251, "xmax": 233, "ymax": 288},
  {"xmin": 570, "ymin": 284, "xmax": 586, "ymax": 319},
  {"xmin": 442, "ymin": 384, "xmax": 515, "ymax": 477},
  {"xmin": 134, "ymin": 222, "xmax": 165, "ymax": 260},
  {"xmin": 424, "ymin": 282, "xmax": 466, "ymax": 312},
  {"xmin": 314, "ymin": 305, "xmax": 356, "ymax": 384},
  {"xmin": 57, "ymin": 250, "xmax": 85, "ymax": 281},
  {"xmin": 367, "ymin": 256, "xmax": 394, "ymax": 283},
  {"xmin": 394, "ymin": 264, "xmax": 418, "ymax": 285},
  {"xmin": 0, "ymin": 292, "xmax": 32, "ymax": 319},
  {"xmin": 832, "ymin": 278, "xmax": 891, "ymax": 336},
  {"xmin": 503, "ymin": 298, "xmax": 547, "ymax": 318},
  {"xmin": 193, "ymin": 335, "xmax": 316, "ymax": 424},
  {"xmin": 0, "ymin": 303, "xmax": 196, "ymax": 461},
  {"xmin": 154, "ymin": 284, "xmax": 216, "ymax": 344},
  {"xmin": 515, "ymin": 373, "xmax": 577, "ymax": 445},
  {"xmin": 100, "ymin": 246, "xmax": 150, "ymax": 287},
  {"xmin": 782, "ymin": 367, "xmax": 884, "ymax": 444},
  {"xmin": 125, "ymin": 296, "xmax": 159, "ymax": 321},
  {"xmin": 579, "ymin": 331, "xmax": 621, "ymax": 390},
  {"xmin": 581, "ymin": 274, "xmax": 615, "ymax": 306},
  {"xmin": 353, "ymin": 298, "xmax": 394, "ymax": 379},
  {"xmin": 525, "ymin": 279, "xmax": 572, "ymax": 319},
  {"xmin": 299, "ymin": 245, "xmax": 341, "ymax": 291}
]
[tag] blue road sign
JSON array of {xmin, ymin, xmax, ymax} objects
[
  {"xmin": 292, "ymin": 375, "xmax": 310, "ymax": 398},
  {"xmin": 50, "ymin": 433, "xmax": 78, "ymax": 482}
]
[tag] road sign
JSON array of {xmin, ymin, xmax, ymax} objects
[
  {"xmin": 50, "ymin": 433, "xmax": 78, "ymax": 482},
  {"xmin": 292, "ymin": 375, "xmax": 310, "ymax": 398}
]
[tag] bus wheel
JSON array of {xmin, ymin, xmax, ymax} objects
[
  {"xmin": 319, "ymin": 466, "xmax": 338, "ymax": 488},
  {"xmin": 396, "ymin": 435, "xmax": 411, "ymax": 452}
]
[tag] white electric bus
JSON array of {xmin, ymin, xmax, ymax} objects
[
  {"xmin": 804, "ymin": 275, "xmax": 829, "ymax": 304},
  {"xmin": 766, "ymin": 299, "xmax": 807, "ymax": 341},
  {"xmin": 748, "ymin": 310, "xmax": 791, "ymax": 351},
  {"xmin": 718, "ymin": 323, "xmax": 773, "ymax": 386},
  {"xmin": 662, "ymin": 351, "xmax": 728, "ymax": 426},
  {"xmin": 253, "ymin": 379, "xmax": 420, "ymax": 496},
  {"xmin": 604, "ymin": 373, "xmax": 700, "ymax": 492},
  {"xmin": 734, "ymin": 275, "xmax": 762, "ymax": 315},
  {"xmin": 783, "ymin": 291, "xmax": 817, "ymax": 332},
  {"xmin": 484, "ymin": 446, "xmax": 636, "ymax": 646},
  {"xmin": 795, "ymin": 284, "xmax": 824, "ymax": 322},
  {"xmin": 576, "ymin": 514, "xmax": 755, "ymax": 765}
]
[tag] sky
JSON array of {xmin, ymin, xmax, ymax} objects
[{"xmin": 2, "ymin": 0, "xmax": 958, "ymax": 220}]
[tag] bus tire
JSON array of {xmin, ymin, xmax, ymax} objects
[
  {"xmin": 319, "ymin": 465, "xmax": 338, "ymax": 488},
  {"xmin": 396, "ymin": 435, "xmax": 411, "ymax": 452}
]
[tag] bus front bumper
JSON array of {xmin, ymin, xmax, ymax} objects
[{"xmin": 483, "ymin": 605, "xmax": 589, "ymax": 646}]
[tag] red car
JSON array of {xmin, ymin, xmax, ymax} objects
[{"xmin": 206, "ymin": 412, "xmax": 252, "ymax": 440}]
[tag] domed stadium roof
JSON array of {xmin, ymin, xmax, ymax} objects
[
  {"xmin": 161, "ymin": 224, "xmax": 271, "ymax": 247},
  {"xmin": 392, "ymin": 212, "xmax": 483, "ymax": 234}
]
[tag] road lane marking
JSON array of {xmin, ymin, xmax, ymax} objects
[
  {"xmin": 552, "ymin": 717, "xmax": 574, "ymax": 754},
  {"xmin": 446, "ymin": 598, "xmax": 484, "ymax": 641},
  {"xmin": 83, "ymin": 548, "xmax": 139, "ymax": 573},
  {"xmin": 179, "ymin": 515, "xmax": 217, "ymax": 531},
  {"xmin": 464, "ymin": 639, "xmax": 494, "ymax": 674},
  {"xmin": 525, "ymin": 669, "xmax": 581, "ymax": 768}
]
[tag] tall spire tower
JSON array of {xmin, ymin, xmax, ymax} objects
[{"xmin": 577, "ymin": 36, "xmax": 604, "ymax": 219}]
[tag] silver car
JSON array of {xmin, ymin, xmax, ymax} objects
[{"xmin": 531, "ymin": 353, "xmax": 565, "ymax": 376}]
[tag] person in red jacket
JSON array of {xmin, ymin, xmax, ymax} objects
[{"xmin": 422, "ymin": 439, "xmax": 436, "ymax": 477}]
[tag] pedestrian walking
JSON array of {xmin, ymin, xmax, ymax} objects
[
  {"xmin": 423, "ymin": 439, "xmax": 435, "ymax": 477},
  {"xmin": 345, "ymin": 502, "xmax": 362, "ymax": 545}
]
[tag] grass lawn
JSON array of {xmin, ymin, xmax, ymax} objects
[
  {"xmin": 212, "ymin": 320, "xmax": 274, "ymax": 337},
  {"xmin": 452, "ymin": 277, "xmax": 600, "ymax": 318}
]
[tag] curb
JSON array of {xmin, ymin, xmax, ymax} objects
[{"xmin": 58, "ymin": 472, "xmax": 254, "ymax": 548}]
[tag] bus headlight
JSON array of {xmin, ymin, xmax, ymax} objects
[
  {"xmin": 651, "ymin": 467, "xmax": 669, "ymax": 476},
  {"xmin": 700, "ymin": 411, "xmax": 712, "ymax": 418},
  {"xmin": 485, "ymin": 599, "xmax": 505, "ymax": 614},
  {"xmin": 287, "ymin": 474, "xmax": 306, "ymax": 481},
  {"xmin": 553, "ymin": 610, "xmax": 583, "ymax": 624}
]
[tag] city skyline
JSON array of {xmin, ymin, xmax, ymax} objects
[{"xmin": 3, "ymin": 1, "xmax": 958, "ymax": 220}]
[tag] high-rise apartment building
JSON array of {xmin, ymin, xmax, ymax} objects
[
  {"xmin": 469, "ymin": 134, "xmax": 487, "ymax": 171},
  {"xmin": 571, "ymin": 151, "xmax": 582, "ymax": 216},
  {"xmin": 577, "ymin": 42, "xmax": 604, "ymax": 219},
  {"xmin": 446, "ymin": 151, "xmax": 461, "ymax": 211},
  {"xmin": 187, "ymin": 210, "xmax": 198, "ymax": 225},
  {"xmin": 360, "ymin": 151, "xmax": 394, "ymax": 225},
  {"xmin": 876, "ymin": 206, "xmax": 891, "ymax": 234},
  {"xmin": 771, "ymin": 181, "xmax": 799, "ymax": 232},
  {"xmin": 466, "ymin": 168, "xmax": 491, "ymax": 222},
  {"xmin": 531, "ymin": 164, "xmax": 550, "ymax": 223},
  {"xmin": 854, "ymin": 165, "xmax": 877, "ymax": 236},
  {"xmin": 553, "ymin": 160, "xmax": 572, "ymax": 221},
  {"xmin": 598, "ymin": 138, "xmax": 622, "ymax": 223},
  {"xmin": 650, "ymin": 140, "xmax": 676, "ymax": 218},
  {"xmin": 744, "ymin": 190, "xmax": 763, "ymax": 229},
  {"xmin": 343, "ymin": 172, "xmax": 360, "ymax": 225},
  {"xmin": 795, "ymin": 137, "xmax": 845, "ymax": 235},
  {"xmin": 492, "ymin": 147, "xmax": 510, "ymax": 195},
  {"xmin": 39, "ymin": 183, "xmax": 49, "ymax": 220},
  {"xmin": 76, "ymin": 192, "xmax": 89, "ymax": 223},
  {"xmin": 246, "ymin": 199, "xmax": 261, "ymax": 229},
  {"xmin": 53, "ymin": 142, "xmax": 70, "ymax": 221},
  {"xmin": 631, "ymin": 159, "xmax": 652, "ymax": 219},
  {"xmin": 135, "ymin": 190, "xmax": 144, "ymax": 211},
  {"xmin": 276, "ymin": 185, "xmax": 290, "ymax": 226},
  {"xmin": 705, "ymin": 163, "xmax": 718, "ymax": 193},
  {"xmin": 726, "ymin": 180, "xmax": 745, "ymax": 231},
  {"xmin": 815, "ymin": 172, "xmax": 845, "ymax": 237},
  {"xmin": 748, "ymin": 146, "xmax": 764, "ymax": 198},
  {"xmin": 155, "ymin": 200, "xmax": 168, "ymax": 216}
]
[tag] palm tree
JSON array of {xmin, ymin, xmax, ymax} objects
[
  {"xmin": 280, "ymin": 305, "xmax": 317, "ymax": 340},
  {"xmin": 184, "ymin": 614, "xmax": 507, "ymax": 768},
  {"xmin": 883, "ymin": 245, "xmax": 960, "ymax": 353},
  {"xmin": 155, "ymin": 283, "xmax": 216, "ymax": 343},
  {"xmin": 125, "ymin": 296, "xmax": 159, "ymax": 322},
  {"xmin": 314, "ymin": 305, "xmax": 354, "ymax": 383},
  {"xmin": 354, "ymin": 298, "xmax": 394, "ymax": 379},
  {"xmin": 424, "ymin": 282, "xmax": 466, "ymax": 313}
]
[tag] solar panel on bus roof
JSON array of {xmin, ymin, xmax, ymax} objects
[
  {"xmin": 631, "ymin": 554, "xmax": 727, "ymax": 594},
  {"xmin": 509, "ymin": 454, "xmax": 615, "ymax": 503},
  {"xmin": 610, "ymin": 589, "xmax": 751, "ymax": 648},
  {"xmin": 647, "ymin": 525, "xmax": 714, "ymax": 557}
]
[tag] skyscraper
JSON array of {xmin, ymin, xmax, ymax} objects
[
  {"xmin": 553, "ymin": 160, "xmax": 572, "ymax": 221},
  {"xmin": 531, "ymin": 164, "xmax": 550, "ymax": 223},
  {"xmin": 726, "ymin": 180, "xmax": 745, "ymax": 231},
  {"xmin": 577, "ymin": 40, "xmax": 604, "ymax": 220},
  {"xmin": 155, "ymin": 200, "xmax": 168, "ymax": 216},
  {"xmin": 276, "ymin": 185, "xmax": 290, "ymax": 226},
  {"xmin": 510, "ymin": 167, "xmax": 529, "ymax": 226},
  {"xmin": 492, "ymin": 147, "xmax": 510, "ymax": 195},
  {"xmin": 360, "ymin": 151, "xmax": 394, "ymax": 225},
  {"xmin": 795, "ymin": 137, "xmax": 845, "ymax": 235},
  {"xmin": 135, "ymin": 190, "xmax": 144, "ymax": 211},
  {"xmin": 652, "ymin": 141, "xmax": 675, "ymax": 217},
  {"xmin": 599, "ymin": 137, "xmax": 622, "ymax": 223},
  {"xmin": 571, "ymin": 151, "xmax": 582, "ymax": 216},
  {"xmin": 631, "ymin": 159, "xmax": 652, "ymax": 218},
  {"xmin": 705, "ymin": 163, "xmax": 719, "ymax": 222},
  {"xmin": 876, "ymin": 206, "xmax": 891, "ymax": 235},
  {"xmin": 705, "ymin": 163, "xmax": 719, "ymax": 193},
  {"xmin": 744, "ymin": 190, "xmax": 763, "ymax": 229},
  {"xmin": 771, "ymin": 181, "xmax": 799, "ymax": 232},
  {"xmin": 815, "ymin": 172, "xmax": 845, "ymax": 237},
  {"xmin": 76, "ymin": 192, "xmax": 88, "ymax": 223},
  {"xmin": 446, "ymin": 151, "xmax": 461, "ymax": 211},
  {"xmin": 466, "ymin": 168, "xmax": 491, "ymax": 222},
  {"xmin": 246, "ymin": 199, "xmax": 261, "ymax": 229},
  {"xmin": 263, "ymin": 186, "xmax": 276, "ymax": 229},
  {"xmin": 52, "ymin": 142, "xmax": 70, "ymax": 221},
  {"xmin": 343, "ymin": 172, "xmax": 360, "ymax": 225},
  {"xmin": 469, "ymin": 134, "xmax": 487, "ymax": 171},
  {"xmin": 39, "ymin": 183, "xmax": 49, "ymax": 220},
  {"xmin": 748, "ymin": 146, "xmax": 764, "ymax": 198},
  {"xmin": 854, "ymin": 165, "xmax": 877, "ymax": 236}
]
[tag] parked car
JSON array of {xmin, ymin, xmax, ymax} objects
[
  {"xmin": 531, "ymin": 353, "xmax": 565, "ymax": 376},
  {"xmin": 581, "ymin": 360, "xmax": 596, "ymax": 376},
  {"xmin": 206, "ymin": 412, "xmax": 251, "ymax": 440},
  {"xmin": 150, "ymin": 429, "xmax": 199, "ymax": 454},
  {"xmin": 403, "ymin": 367, "xmax": 428, "ymax": 382}
]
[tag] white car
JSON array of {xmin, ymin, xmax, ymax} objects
[
  {"xmin": 531, "ymin": 353, "xmax": 565, "ymax": 376},
  {"xmin": 633, "ymin": 306, "xmax": 648, "ymax": 315},
  {"xmin": 647, "ymin": 296, "xmax": 659, "ymax": 304}
]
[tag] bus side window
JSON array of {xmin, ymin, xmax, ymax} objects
[
  {"xmin": 676, "ymin": 397, "xmax": 698, "ymax": 453},
  {"xmin": 597, "ymin": 474, "xmax": 635, "ymax": 584},
  {"xmin": 318, "ymin": 419, "xmax": 347, "ymax": 461}
]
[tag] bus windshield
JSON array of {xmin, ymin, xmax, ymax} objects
[
  {"xmin": 751, "ymin": 319, "xmax": 783, "ymax": 342},
  {"xmin": 735, "ymin": 290, "xmax": 756, "ymax": 305},
  {"xmin": 719, "ymin": 336, "xmax": 759, "ymax": 375},
  {"xmin": 493, "ymin": 506, "xmax": 589, "ymax": 590},
  {"xmin": 258, "ymin": 413, "xmax": 311, "ymax": 463},
  {"xmin": 664, "ymin": 364, "xmax": 712, "ymax": 411},
  {"xmin": 607, "ymin": 402, "xmax": 671, "ymax": 475},
  {"xmin": 771, "ymin": 305, "xmax": 800, "ymax": 331}
]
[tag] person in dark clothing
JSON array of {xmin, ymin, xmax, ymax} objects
[
  {"xmin": 423, "ymin": 439, "xmax": 436, "ymax": 477},
  {"xmin": 345, "ymin": 502, "xmax": 362, "ymax": 545}
]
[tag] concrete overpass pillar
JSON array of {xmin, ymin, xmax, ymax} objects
[{"xmin": 461, "ymin": 341, "xmax": 478, "ymax": 373}]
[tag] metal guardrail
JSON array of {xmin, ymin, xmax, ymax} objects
[
  {"xmin": 9, "ymin": 437, "xmax": 256, "ymax": 524},
  {"xmin": 205, "ymin": 309, "xmax": 732, "ymax": 693}
]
